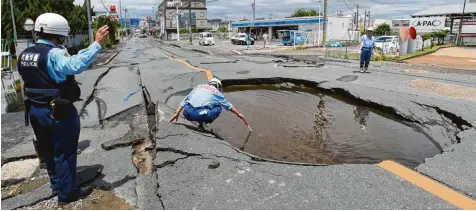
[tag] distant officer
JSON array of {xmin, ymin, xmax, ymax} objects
[
  {"xmin": 359, "ymin": 27, "xmax": 376, "ymax": 73},
  {"xmin": 170, "ymin": 78, "xmax": 246, "ymax": 130},
  {"xmin": 18, "ymin": 13, "xmax": 109, "ymax": 205}
]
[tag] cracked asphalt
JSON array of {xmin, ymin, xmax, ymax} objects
[{"xmin": 2, "ymin": 37, "xmax": 476, "ymax": 209}]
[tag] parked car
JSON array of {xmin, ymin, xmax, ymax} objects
[
  {"xmin": 139, "ymin": 34, "xmax": 147, "ymax": 38},
  {"xmin": 375, "ymin": 36, "xmax": 399, "ymax": 54},
  {"xmin": 198, "ymin": 32, "xmax": 215, "ymax": 46},
  {"xmin": 231, "ymin": 33, "xmax": 254, "ymax": 45}
]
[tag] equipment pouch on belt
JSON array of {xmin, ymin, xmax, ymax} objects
[{"xmin": 50, "ymin": 98, "xmax": 71, "ymax": 120}]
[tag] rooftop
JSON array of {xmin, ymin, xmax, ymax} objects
[{"xmin": 411, "ymin": 3, "xmax": 476, "ymax": 17}]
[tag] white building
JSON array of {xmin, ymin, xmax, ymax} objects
[{"xmin": 231, "ymin": 16, "xmax": 360, "ymax": 43}]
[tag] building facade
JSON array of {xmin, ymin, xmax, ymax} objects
[
  {"xmin": 156, "ymin": 0, "xmax": 208, "ymax": 38},
  {"xmin": 231, "ymin": 16, "xmax": 360, "ymax": 43}
]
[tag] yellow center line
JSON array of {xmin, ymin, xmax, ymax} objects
[
  {"xmin": 141, "ymin": 39, "xmax": 213, "ymax": 81},
  {"xmin": 141, "ymin": 39, "xmax": 476, "ymax": 209},
  {"xmin": 378, "ymin": 160, "xmax": 476, "ymax": 210}
]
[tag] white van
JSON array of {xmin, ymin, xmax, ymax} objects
[{"xmin": 198, "ymin": 32, "xmax": 215, "ymax": 46}]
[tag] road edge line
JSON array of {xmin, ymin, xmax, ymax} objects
[{"xmin": 378, "ymin": 160, "xmax": 476, "ymax": 210}]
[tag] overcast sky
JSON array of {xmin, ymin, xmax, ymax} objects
[{"xmin": 73, "ymin": 0, "xmax": 463, "ymax": 20}]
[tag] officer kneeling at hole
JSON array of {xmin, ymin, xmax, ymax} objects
[{"xmin": 18, "ymin": 13, "xmax": 109, "ymax": 205}]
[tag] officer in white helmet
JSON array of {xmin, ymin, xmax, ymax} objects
[
  {"xmin": 17, "ymin": 13, "xmax": 109, "ymax": 205},
  {"xmin": 170, "ymin": 77, "xmax": 247, "ymax": 129},
  {"xmin": 358, "ymin": 27, "xmax": 376, "ymax": 73}
]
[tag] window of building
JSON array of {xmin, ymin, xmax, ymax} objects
[
  {"xmin": 394, "ymin": 23, "xmax": 400, "ymax": 27},
  {"xmin": 402, "ymin": 23, "xmax": 409, "ymax": 26}
]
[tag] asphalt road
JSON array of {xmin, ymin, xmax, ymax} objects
[{"xmin": 2, "ymin": 37, "xmax": 476, "ymax": 209}]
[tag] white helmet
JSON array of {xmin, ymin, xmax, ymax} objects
[
  {"xmin": 209, "ymin": 78, "xmax": 222, "ymax": 91},
  {"xmin": 34, "ymin": 13, "xmax": 70, "ymax": 37},
  {"xmin": 367, "ymin": 27, "xmax": 374, "ymax": 31}
]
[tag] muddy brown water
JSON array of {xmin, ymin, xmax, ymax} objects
[{"xmin": 168, "ymin": 84, "xmax": 440, "ymax": 167}]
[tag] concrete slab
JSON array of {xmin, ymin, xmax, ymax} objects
[
  {"xmin": 1, "ymin": 158, "xmax": 39, "ymax": 181},
  {"xmin": 1, "ymin": 112, "xmax": 34, "ymax": 151},
  {"xmin": 95, "ymin": 66, "xmax": 143, "ymax": 120},
  {"xmin": 135, "ymin": 172, "xmax": 163, "ymax": 210},
  {"xmin": 2, "ymin": 141, "xmax": 37, "ymax": 164},
  {"xmin": 417, "ymin": 128, "xmax": 476, "ymax": 199}
]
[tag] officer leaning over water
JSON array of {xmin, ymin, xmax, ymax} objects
[{"xmin": 17, "ymin": 13, "xmax": 109, "ymax": 205}]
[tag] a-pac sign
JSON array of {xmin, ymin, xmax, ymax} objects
[{"xmin": 410, "ymin": 17, "xmax": 446, "ymax": 33}]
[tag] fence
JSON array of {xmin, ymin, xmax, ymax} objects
[{"xmin": 325, "ymin": 40, "xmax": 362, "ymax": 60}]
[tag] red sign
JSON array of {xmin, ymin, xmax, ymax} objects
[{"xmin": 409, "ymin": 26, "xmax": 417, "ymax": 40}]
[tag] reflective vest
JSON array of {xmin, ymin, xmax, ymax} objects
[{"xmin": 18, "ymin": 43, "xmax": 81, "ymax": 103}]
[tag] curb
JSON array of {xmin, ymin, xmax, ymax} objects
[
  {"xmin": 397, "ymin": 45, "xmax": 455, "ymax": 62},
  {"xmin": 98, "ymin": 50, "xmax": 121, "ymax": 66}
]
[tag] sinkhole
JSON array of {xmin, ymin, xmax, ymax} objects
[{"xmin": 167, "ymin": 80, "xmax": 440, "ymax": 167}]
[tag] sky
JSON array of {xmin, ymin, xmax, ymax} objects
[{"xmin": 73, "ymin": 0, "xmax": 464, "ymax": 20}]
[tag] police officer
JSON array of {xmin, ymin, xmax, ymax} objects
[
  {"xmin": 17, "ymin": 13, "xmax": 109, "ymax": 205},
  {"xmin": 359, "ymin": 27, "xmax": 376, "ymax": 73},
  {"xmin": 169, "ymin": 78, "xmax": 246, "ymax": 130}
]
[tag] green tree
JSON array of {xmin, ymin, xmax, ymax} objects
[
  {"xmin": 216, "ymin": 26, "xmax": 228, "ymax": 32},
  {"xmin": 374, "ymin": 23, "xmax": 391, "ymax": 36},
  {"xmin": 421, "ymin": 33, "xmax": 432, "ymax": 49},
  {"xmin": 92, "ymin": 16, "xmax": 121, "ymax": 48},
  {"xmin": 433, "ymin": 29, "xmax": 449, "ymax": 45},
  {"xmin": 291, "ymin": 9, "xmax": 322, "ymax": 17},
  {"xmin": 192, "ymin": 26, "xmax": 199, "ymax": 33},
  {"xmin": 179, "ymin": 28, "xmax": 189, "ymax": 33},
  {"xmin": 1, "ymin": 0, "xmax": 90, "ymax": 53}
]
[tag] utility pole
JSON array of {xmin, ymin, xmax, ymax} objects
[
  {"xmin": 356, "ymin": 4, "xmax": 359, "ymax": 31},
  {"xmin": 367, "ymin": 11, "xmax": 371, "ymax": 29},
  {"xmin": 189, "ymin": 0, "xmax": 193, "ymax": 44},
  {"xmin": 363, "ymin": 9, "xmax": 367, "ymax": 31},
  {"xmin": 318, "ymin": 0, "xmax": 321, "ymax": 46},
  {"xmin": 253, "ymin": 0, "xmax": 256, "ymax": 20},
  {"xmin": 120, "ymin": 0, "xmax": 122, "ymax": 19},
  {"xmin": 457, "ymin": 0, "xmax": 467, "ymax": 45},
  {"xmin": 86, "ymin": 0, "xmax": 94, "ymax": 45},
  {"xmin": 176, "ymin": 2, "xmax": 180, "ymax": 41},
  {"xmin": 322, "ymin": 0, "xmax": 327, "ymax": 46},
  {"xmin": 8, "ymin": 0, "xmax": 18, "ymax": 54}
]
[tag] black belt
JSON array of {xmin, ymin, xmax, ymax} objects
[{"xmin": 24, "ymin": 88, "xmax": 60, "ymax": 126}]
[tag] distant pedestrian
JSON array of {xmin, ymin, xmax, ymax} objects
[
  {"xmin": 263, "ymin": 33, "xmax": 269, "ymax": 48},
  {"xmin": 359, "ymin": 27, "xmax": 376, "ymax": 73}
]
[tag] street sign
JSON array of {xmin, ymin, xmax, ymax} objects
[
  {"xmin": 167, "ymin": 1, "xmax": 182, "ymax": 7},
  {"xmin": 23, "ymin": 18, "xmax": 34, "ymax": 31}
]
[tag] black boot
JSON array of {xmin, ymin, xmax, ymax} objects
[
  {"xmin": 364, "ymin": 62, "xmax": 370, "ymax": 72},
  {"xmin": 58, "ymin": 186, "xmax": 94, "ymax": 206},
  {"xmin": 32, "ymin": 138, "xmax": 46, "ymax": 169},
  {"xmin": 360, "ymin": 62, "xmax": 364, "ymax": 73}
]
